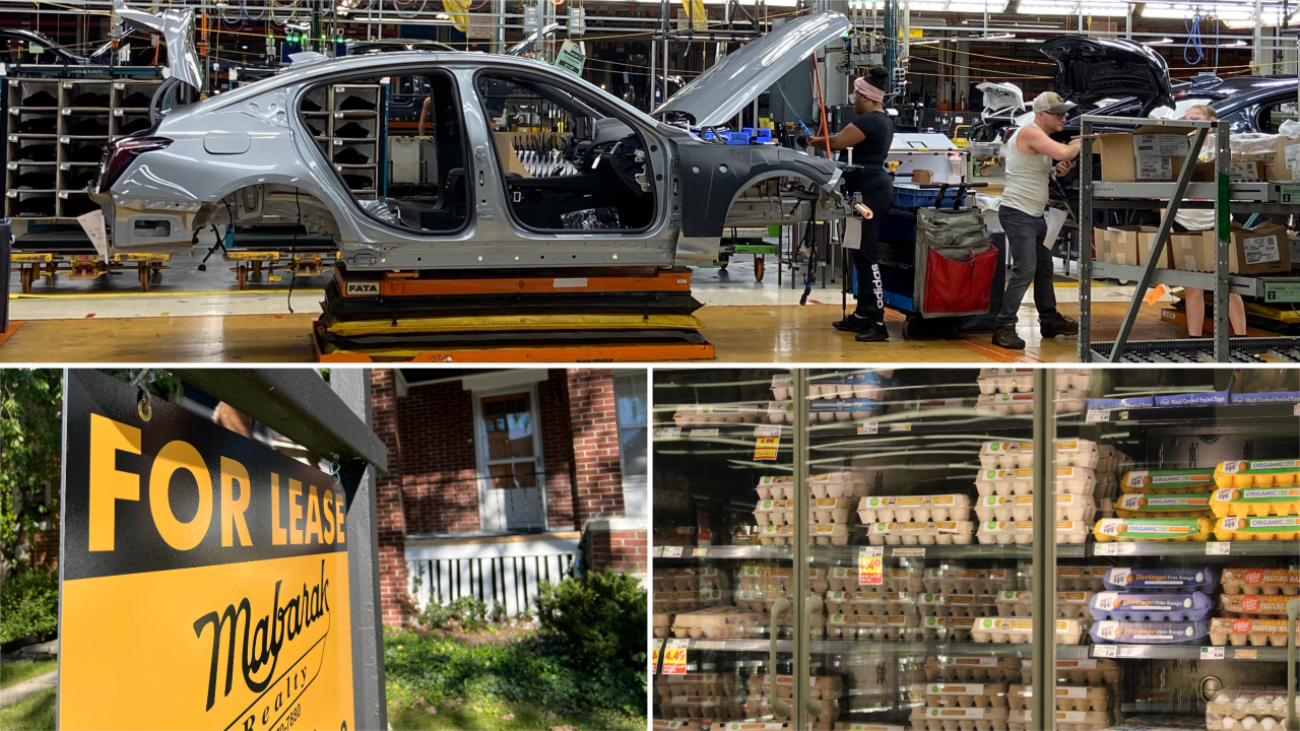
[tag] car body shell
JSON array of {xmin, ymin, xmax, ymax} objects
[{"xmin": 94, "ymin": 12, "xmax": 848, "ymax": 270}]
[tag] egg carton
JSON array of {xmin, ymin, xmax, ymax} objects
[
  {"xmin": 747, "ymin": 673, "xmax": 844, "ymax": 701},
  {"xmin": 1122, "ymin": 468, "xmax": 1216, "ymax": 494},
  {"xmin": 978, "ymin": 439, "xmax": 1111, "ymax": 471},
  {"xmin": 753, "ymin": 499, "xmax": 794, "ymax": 526},
  {"xmin": 671, "ymin": 404, "xmax": 763, "ymax": 426},
  {"xmin": 974, "ymin": 390, "xmax": 1087, "ymax": 415},
  {"xmin": 811, "ymin": 471, "xmax": 870, "ymax": 499},
  {"xmin": 1213, "ymin": 515, "xmax": 1300, "ymax": 541},
  {"xmin": 837, "ymin": 591, "xmax": 919, "ymax": 616},
  {"xmin": 1208, "ymin": 617, "xmax": 1300, "ymax": 647},
  {"xmin": 868, "ymin": 521, "xmax": 976, "ymax": 545},
  {"xmin": 736, "ymin": 563, "xmax": 771, "ymax": 589},
  {"xmin": 987, "ymin": 591, "xmax": 1098, "ymax": 620},
  {"xmin": 1007, "ymin": 684, "xmax": 1109, "ymax": 713},
  {"xmin": 1008, "ymin": 709, "xmax": 1110, "ymax": 731},
  {"xmin": 858, "ymin": 495, "xmax": 974, "ymax": 523},
  {"xmin": 658, "ymin": 696, "xmax": 743, "ymax": 720},
  {"xmin": 1219, "ymin": 593, "xmax": 1295, "ymax": 617},
  {"xmin": 975, "ymin": 467, "xmax": 1096, "ymax": 497},
  {"xmin": 1093, "ymin": 517, "xmax": 1214, "ymax": 542},
  {"xmin": 755, "ymin": 524, "xmax": 795, "ymax": 545},
  {"xmin": 654, "ymin": 591, "xmax": 716, "ymax": 614},
  {"xmin": 1019, "ymin": 658, "xmax": 1121, "ymax": 686},
  {"xmin": 826, "ymin": 612, "xmax": 921, "ymax": 640},
  {"xmin": 1210, "ymin": 716, "xmax": 1290, "ymax": 731},
  {"xmin": 976, "ymin": 520, "xmax": 1089, "ymax": 545},
  {"xmin": 974, "ymin": 494, "xmax": 1096, "ymax": 523},
  {"xmin": 1089, "ymin": 619, "xmax": 1209, "ymax": 644},
  {"xmin": 834, "ymin": 724, "xmax": 908, "ymax": 731},
  {"xmin": 756, "ymin": 475, "xmax": 795, "ymax": 499},
  {"xmin": 923, "ymin": 657, "xmax": 1021, "ymax": 684},
  {"xmin": 1208, "ymin": 690, "xmax": 1300, "ymax": 723},
  {"xmin": 910, "ymin": 706, "xmax": 1010, "ymax": 731},
  {"xmin": 1214, "ymin": 460, "xmax": 1300, "ymax": 489},
  {"xmin": 811, "ymin": 521, "xmax": 850, "ymax": 545},
  {"xmin": 808, "ymin": 398, "xmax": 888, "ymax": 423},
  {"xmin": 971, "ymin": 617, "xmax": 1084, "ymax": 645},
  {"xmin": 774, "ymin": 372, "xmax": 891, "ymax": 401},
  {"xmin": 806, "ymin": 497, "xmax": 859, "ymax": 523},
  {"xmin": 670, "ymin": 606, "xmax": 768, "ymax": 638},
  {"xmin": 1210, "ymin": 486, "xmax": 1300, "ymax": 518},
  {"xmin": 878, "ymin": 567, "xmax": 927, "ymax": 595},
  {"xmin": 921, "ymin": 569, "xmax": 1020, "ymax": 596},
  {"xmin": 766, "ymin": 400, "xmax": 796, "ymax": 423},
  {"xmin": 1220, "ymin": 568, "xmax": 1300, "ymax": 595},
  {"xmin": 657, "ymin": 673, "xmax": 739, "ymax": 697},
  {"xmin": 914, "ymin": 681, "xmax": 1009, "ymax": 709},
  {"xmin": 809, "ymin": 567, "xmax": 830, "ymax": 594},
  {"xmin": 740, "ymin": 699, "xmax": 842, "ymax": 726},
  {"xmin": 1056, "ymin": 567, "xmax": 1109, "ymax": 593},
  {"xmin": 1116, "ymin": 493, "xmax": 1214, "ymax": 519},
  {"xmin": 977, "ymin": 368, "xmax": 1035, "ymax": 394},
  {"xmin": 916, "ymin": 593, "xmax": 997, "ymax": 618},
  {"xmin": 652, "ymin": 720, "xmax": 712, "ymax": 731},
  {"xmin": 920, "ymin": 616, "xmax": 978, "ymax": 640},
  {"xmin": 1087, "ymin": 591, "xmax": 1213, "ymax": 621},
  {"xmin": 1095, "ymin": 475, "xmax": 1120, "ymax": 502}
]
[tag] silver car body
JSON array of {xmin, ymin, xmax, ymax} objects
[{"xmin": 96, "ymin": 9, "xmax": 849, "ymax": 271}]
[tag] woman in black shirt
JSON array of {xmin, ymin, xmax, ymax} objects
[{"xmin": 809, "ymin": 66, "xmax": 895, "ymax": 342}]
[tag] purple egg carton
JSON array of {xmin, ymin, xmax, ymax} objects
[
  {"xmin": 1087, "ymin": 591, "xmax": 1213, "ymax": 621},
  {"xmin": 1101, "ymin": 567, "xmax": 1218, "ymax": 593},
  {"xmin": 1089, "ymin": 620, "xmax": 1210, "ymax": 645}
]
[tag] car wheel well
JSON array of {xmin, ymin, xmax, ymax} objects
[{"xmin": 199, "ymin": 184, "xmax": 343, "ymax": 244}]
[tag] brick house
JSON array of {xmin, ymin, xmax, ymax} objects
[{"xmin": 369, "ymin": 368, "xmax": 648, "ymax": 627}]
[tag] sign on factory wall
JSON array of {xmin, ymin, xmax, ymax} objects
[
  {"xmin": 555, "ymin": 40, "xmax": 586, "ymax": 77},
  {"xmin": 58, "ymin": 369, "xmax": 355, "ymax": 731}
]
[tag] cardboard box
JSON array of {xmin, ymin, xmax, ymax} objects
[
  {"xmin": 1096, "ymin": 125, "xmax": 1197, "ymax": 183},
  {"xmin": 1169, "ymin": 232, "xmax": 1210, "ymax": 272},
  {"xmin": 1266, "ymin": 137, "xmax": 1300, "ymax": 182},
  {"xmin": 1092, "ymin": 227, "xmax": 1110, "ymax": 263},
  {"xmin": 1106, "ymin": 225, "xmax": 1161, "ymax": 267},
  {"xmin": 1189, "ymin": 160, "xmax": 1268, "ymax": 182},
  {"xmin": 1180, "ymin": 223, "xmax": 1294, "ymax": 274}
]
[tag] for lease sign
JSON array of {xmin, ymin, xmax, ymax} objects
[{"xmin": 59, "ymin": 369, "xmax": 354, "ymax": 731}]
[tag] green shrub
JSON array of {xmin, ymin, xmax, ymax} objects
[
  {"xmin": 419, "ymin": 596, "xmax": 490, "ymax": 632},
  {"xmin": 0, "ymin": 566, "xmax": 59, "ymax": 645},
  {"xmin": 534, "ymin": 569, "xmax": 646, "ymax": 669}
]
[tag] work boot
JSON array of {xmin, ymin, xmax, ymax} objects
[
  {"xmin": 854, "ymin": 322, "xmax": 890, "ymax": 343},
  {"xmin": 1040, "ymin": 313, "xmax": 1079, "ymax": 338},
  {"xmin": 833, "ymin": 314, "xmax": 875, "ymax": 333},
  {"xmin": 993, "ymin": 326, "xmax": 1026, "ymax": 350}
]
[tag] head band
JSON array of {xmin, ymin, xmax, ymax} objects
[{"xmin": 854, "ymin": 77, "xmax": 885, "ymax": 103}]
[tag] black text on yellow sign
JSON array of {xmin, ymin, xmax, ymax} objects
[{"xmin": 59, "ymin": 370, "xmax": 355, "ymax": 731}]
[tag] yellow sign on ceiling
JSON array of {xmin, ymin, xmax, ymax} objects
[{"xmin": 59, "ymin": 370, "xmax": 355, "ymax": 731}]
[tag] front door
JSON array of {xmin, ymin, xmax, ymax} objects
[{"xmin": 476, "ymin": 388, "xmax": 546, "ymax": 532}]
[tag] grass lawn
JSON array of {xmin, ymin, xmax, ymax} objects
[
  {"xmin": 0, "ymin": 687, "xmax": 56, "ymax": 731},
  {"xmin": 385, "ymin": 627, "xmax": 645, "ymax": 731},
  {"xmin": 0, "ymin": 660, "xmax": 56, "ymax": 691}
]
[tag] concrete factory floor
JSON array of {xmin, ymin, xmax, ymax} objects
[{"xmin": 0, "ymin": 252, "xmax": 1238, "ymax": 364}]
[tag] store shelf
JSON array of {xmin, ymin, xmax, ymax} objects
[
  {"xmin": 1092, "ymin": 540, "xmax": 1300, "ymax": 558},
  {"xmin": 656, "ymin": 544, "xmax": 1089, "ymax": 560},
  {"xmin": 1091, "ymin": 644, "xmax": 1293, "ymax": 662},
  {"xmin": 680, "ymin": 638, "xmax": 1090, "ymax": 659},
  {"xmin": 810, "ymin": 412, "xmax": 1032, "ymax": 438},
  {"xmin": 1059, "ymin": 401, "xmax": 1300, "ymax": 426}
]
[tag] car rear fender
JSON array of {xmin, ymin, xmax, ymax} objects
[{"xmin": 673, "ymin": 141, "xmax": 841, "ymax": 260}]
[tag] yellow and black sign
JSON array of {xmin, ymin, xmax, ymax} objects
[{"xmin": 60, "ymin": 370, "xmax": 355, "ymax": 731}]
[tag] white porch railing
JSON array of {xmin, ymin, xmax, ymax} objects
[{"xmin": 405, "ymin": 534, "xmax": 580, "ymax": 617}]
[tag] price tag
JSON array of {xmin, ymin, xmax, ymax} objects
[
  {"xmin": 1094, "ymin": 543, "xmax": 1119, "ymax": 556},
  {"xmin": 858, "ymin": 546, "xmax": 883, "ymax": 586},
  {"xmin": 654, "ymin": 547, "xmax": 665, "ymax": 557},
  {"xmin": 695, "ymin": 640, "xmax": 725, "ymax": 650},
  {"xmin": 1205, "ymin": 541, "xmax": 1230, "ymax": 556},
  {"xmin": 655, "ymin": 427, "xmax": 682, "ymax": 439},
  {"xmin": 1235, "ymin": 649, "xmax": 1258, "ymax": 660},
  {"xmin": 893, "ymin": 548, "xmax": 926, "ymax": 557},
  {"xmin": 663, "ymin": 639, "xmax": 689, "ymax": 674},
  {"xmin": 754, "ymin": 425, "xmax": 782, "ymax": 437},
  {"xmin": 652, "ymin": 641, "xmax": 662, "ymax": 674},
  {"xmin": 1200, "ymin": 646, "xmax": 1226, "ymax": 660},
  {"xmin": 754, "ymin": 436, "xmax": 780, "ymax": 461},
  {"xmin": 1086, "ymin": 410, "xmax": 1110, "ymax": 423},
  {"xmin": 1293, "ymin": 403, "xmax": 1300, "ymax": 416},
  {"xmin": 1118, "ymin": 646, "xmax": 1145, "ymax": 658},
  {"xmin": 857, "ymin": 421, "xmax": 879, "ymax": 435},
  {"xmin": 692, "ymin": 548, "xmax": 707, "ymax": 557},
  {"xmin": 661, "ymin": 546, "xmax": 684, "ymax": 558},
  {"xmin": 690, "ymin": 428, "xmax": 719, "ymax": 438},
  {"xmin": 1092, "ymin": 645, "xmax": 1117, "ymax": 658},
  {"xmin": 889, "ymin": 423, "xmax": 912, "ymax": 432}
]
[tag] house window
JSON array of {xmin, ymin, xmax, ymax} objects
[
  {"xmin": 613, "ymin": 373, "xmax": 647, "ymax": 517},
  {"xmin": 474, "ymin": 386, "xmax": 547, "ymax": 532}
]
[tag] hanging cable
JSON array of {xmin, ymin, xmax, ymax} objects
[{"xmin": 1183, "ymin": 13, "xmax": 1204, "ymax": 65}]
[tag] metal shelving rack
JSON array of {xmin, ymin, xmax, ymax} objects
[
  {"xmin": 326, "ymin": 82, "xmax": 383, "ymax": 200},
  {"xmin": 1076, "ymin": 114, "xmax": 1300, "ymax": 364}
]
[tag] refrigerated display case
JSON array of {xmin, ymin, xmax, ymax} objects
[{"xmin": 651, "ymin": 367, "xmax": 1300, "ymax": 731}]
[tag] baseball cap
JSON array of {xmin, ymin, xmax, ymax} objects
[{"xmin": 1032, "ymin": 91, "xmax": 1076, "ymax": 114}]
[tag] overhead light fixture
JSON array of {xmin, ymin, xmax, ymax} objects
[
  {"xmin": 969, "ymin": 32, "xmax": 1016, "ymax": 39},
  {"xmin": 911, "ymin": 37, "xmax": 944, "ymax": 44},
  {"xmin": 1018, "ymin": 0, "xmax": 1130, "ymax": 15}
]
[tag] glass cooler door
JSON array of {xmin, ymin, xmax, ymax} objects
[
  {"xmin": 652, "ymin": 368, "xmax": 806, "ymax": 731},
  {"xmin": 799, "ymin": 368, "xmax": 1057, "ymax": 731},
  {"xmin": 1055, "ymin": 367, "xmax": 1300, "ymax": 731}
]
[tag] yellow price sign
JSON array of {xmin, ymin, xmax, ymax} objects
[
  {"xmin": 662, "ymin": 641, "xmax": 689, "ymax": 674},
  {"xmin": 859, "ymin": 546, "xmax": 883, "ymax": 585},
  {"xmin": 754, "ymin": 436, "xmax": 780, "ymax": 461},
  {"xmin": 651, "ymin": 645, "xmax": 661, "ymax": 673}
]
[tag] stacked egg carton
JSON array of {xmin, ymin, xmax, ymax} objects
[
  {"xmin": 745, "ymin": 674, "xmax": 845, "ymax": 727},
  {"xmin": 769, "ymin": 373, "xmax": 893, "ymax": 425},
  {"xmin": 1210, "ymin": 461, "xmax": 1300, "ymax": 541},
  {"xmin": 657, "ymin": 673, "xmax": 742, "ymax": 722},
  {"xmin": 908, "ymin": 680, "xmax": 1010, "ymax": 731},
  {"xmin": 672, "ymin": 404, "xmax": 765, "ymax": 426},
  {"xmin": 1010, "ymin": 658, "xmax": 1124, "ymax": 731},
  {"xmin": 859, "ymin": 494, "xmax": 975, "ymax": 546},
  {"xmin": 810, "ymin": 472, "xmax": 868, "ymax": 544},
  {"xmin": 1207, "ymin": 690, "xmax": 1300, "ymax": 731},
  {"xmin": 914, "ymin": 569, "xmax": 1020, "ymax": 641},
  {"xmin": 1088, "ymin": 566, "xmax": 1216, "ymax": 645},
  {"xmin": 973, "ymin": 368, "xmax": 1091, "ymax": 416},
  {"xmin": 1210, "ymin": 567, "xmax": 1300, "ymax": 647}
]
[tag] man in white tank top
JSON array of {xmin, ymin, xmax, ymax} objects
[{"xmin": 993, "ymin": 91, "xmax": 1084, "ymax": 350}]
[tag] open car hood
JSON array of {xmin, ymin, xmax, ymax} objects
[
  {"xmin": 113, "ymin": 0, "xmax": 202, "ymax": 90},
  {"xmin": 1041, "ymin": 36, "xmax": 1172, "ymax": 115},
  {"xmin": 654, "ymin": 11, "xmax": 850, "ymax": 128},
  {"xmin": 977, "ymin": 81, "xmax": 1024, "ymax": 118}
]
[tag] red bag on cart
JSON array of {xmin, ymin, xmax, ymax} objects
[{"xmin": 923, "ymin": 245, "xmax": 999, "ymax": 316}]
